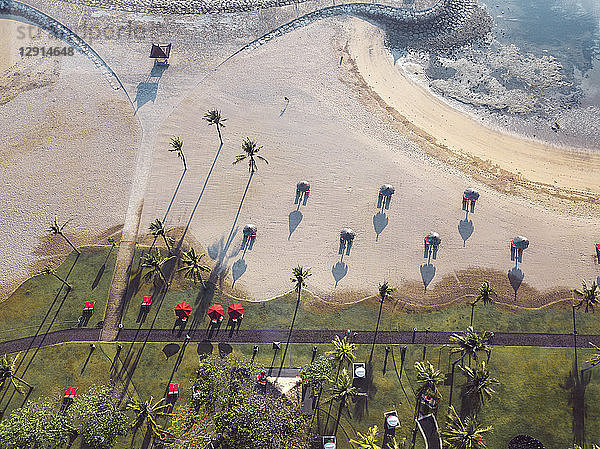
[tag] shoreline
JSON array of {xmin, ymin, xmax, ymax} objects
[{"xmin": 347, "ymin": 20, "xmax": 600, "ymax": 195}]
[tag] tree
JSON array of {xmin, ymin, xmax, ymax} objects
[
  {"xmin": 471, "ymin": 281, "xmax": 495, "ymax": 326},
  {"xmin": 587, "ymin": 343, "xmax": 600, "ymax": 368},
  {"xmin": 350, "ymin": 426, "xmax": 382, "ymax": 449},
  {"xmin": 414, "ymin": 360, "xmax": 445, "ymax": 397},
  {"xmin": 167, "ymin": 404, "xmax": 211, "ymax": 449},
  {"xmin": 140, "ymin": 250, "xmax": 173, "ymax": 287},
  {"xmin": 279, "ymin": 266, "xmax": 312, "ymax": 375},
  {"xmin": 329, "ymin": 369, "xmax": 366, "ymax": 435},
  {"xmin": 41, "ymin": 266, "xmax": 72, "ymax": 290},
  {"xmin": 370, "ymin": 281, "xmax": 395, "ymax": 364},
  {"xmin": 149, "ymin": 218, "xmax": 173, "ymax": 253},
  {"xmin": 459, "ymin": 361, "xmax": 498, "ymax": 415},
  {"xmin": 177, "ymin": 248, "xmax": 210, "ymax": 288},
  {"xmin": 233, "ymin": 138, "xmax": 268, "ymax": 173},
  {"xmin": 126, "ymin": 396, "xmax": 171, "ymax": 437},
  {"xmin": 440, "ymin": 406, "xmax": 492, "ymax": 449},
  {"xmin": 47, "ymin": 216, "xmax": 79, "ymax": 254},
  {"xmin": 0, "ymin": 354, "xmax": 31, "ymax": 395},
  {"xmin": 302, "ymin": 355, "xmax": 334, "ymax": 391},
  {"xmin": 574, "ymin": 281, "xmax": 600, "ymax": 313},
  {"xmin": 169, "ymin": 137, "xmax": 187, "ymax": 171},
  {"xmin": 449, "ymin": 327, "xmax": 492, "ymax": 366},
  {"xmin": 326, "ymin": 335, "xmax": 356, "ymax": 378},
  {"xmin": 204, "ymin": 109, "xmax": 227, "ymax": 144}
]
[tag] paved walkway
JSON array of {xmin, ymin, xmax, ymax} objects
[{"xmin": 1, "ymin": 328, "xmax": 599, "ymax": 354}]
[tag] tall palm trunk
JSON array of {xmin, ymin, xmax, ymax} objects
[
  {"xmin": 216, "ymin": 124, "xmax": 223, "ymax": 145},
  {"xmin": 162, "ymin": 234, "xmax": 172, "ymax": 254},
  {"xmin": 324, "ymin": 361, "xmax": 342, "ymax": 432},
  {"xmin": 334, "ymin": 400, "xmax": 344, "ymax": 435},
  {"xmin": 369, "ymin": 297, "xmax": 384, "ymax": 364},
  {"xmin": 278, "ymin": 288, "xmax": 301, "ymax": 376},
  {"xmin": 61, "ymin": 233, "xmax": 80, "ymax": 255},
  {"xmin": 470, "ymin": 303, "xmax": 475, "ymax": 327}
]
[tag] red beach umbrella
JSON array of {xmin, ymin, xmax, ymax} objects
[
  {"xmin": 207, "ymin": 304, "xmax": 224, "ymax": 322},
  {"xmin": 228, "ymin": 303, "xmax": 244, "ymax": 320},
  {"xmin": 174, "ymin": 302, "xmax": 192, "ymax": 320}
]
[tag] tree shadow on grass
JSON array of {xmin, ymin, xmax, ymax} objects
[{"xmin": 560, "ymin": 363, "xmax": 590, "ymax": 446}]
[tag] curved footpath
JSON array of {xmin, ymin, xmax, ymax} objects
[{"xmin": 1, "ymin": 328, "xmax": 598, "ymax": 354}]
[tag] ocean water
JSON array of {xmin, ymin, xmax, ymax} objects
[{"xmin": 479, "ymin": 0, "xmax": 600, "ymax": 106}]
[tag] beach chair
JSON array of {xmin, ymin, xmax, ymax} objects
[
  {"xmin": 596, "ymin": 243, "xmax": 600, "ymax": 262},
  {"xmin": 462, "ymin": 195, "xmax": 468, "ymax": 211},
  {"xmin": 510, "ymin": 240, "xmax": 516, "ymax": 261},
  {"xmin": 470, "ymin": 198, "xmax": 476, "ymax": 212}
]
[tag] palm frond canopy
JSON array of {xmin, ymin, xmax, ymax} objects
[
  {"xmin": 512, "ymin": 235, "xmax": 529, "ymax": 249},
  {"xmin": 340, "ymin": 228, "xmax": 356, "ymax": 241},
  {"xmin": 291, "ymin": 266, "xmax": 311, "ymax": 291},
  {"xmin": 379, "ymin": 184, "xmax": 395, "ymax": 196},
  {"xmin": 149, "ymin": 219, "xmax": 166, "ymax": 236},
  {"xmin": 297, "ymin": 181, "xmax": 310, "ymax": 192},
  {"xmin": 169, "ymin": 137, "xmax": 184, "ymax": 156},
  {"xmin": 243, "ymin": 224, "xmax": 257, "ymax": 237},
  {"xmin": 378, "ymin": 281, "xmax": 395, "ymax": 300},
  {"xmin": 203, "ymin": 109, "xmax": 226, "ymax": 126},
  {"xmin": 574, "ymin": 281, "xmax": 600, "ymax": 312},
  {"xmin": 426, "ymin": 232, "xmax": 441, "ymax": 246},
  {"xmin": 464, "ymin": 188, "xmax": 480, "ymax": 201}
]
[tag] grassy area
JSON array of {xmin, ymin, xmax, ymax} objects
[
  {"xmin": 0, "ymin": 246, "xmax": 116, "ymax": 342},
  {"xmin": 3, "ymin": 341, "xmax": 599, "ymax": 449}
]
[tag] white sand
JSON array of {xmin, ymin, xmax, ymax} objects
[{"xmin": 141, "ymin": 17, "xmax": 599, "ymax": 301}]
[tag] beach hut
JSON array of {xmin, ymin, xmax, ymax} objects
[
  {"xmin": 463, "ymin": 188, "xmax": 480, "ymax": 212},
  {"xmin": 340, "ymin": 228, "xmax": 356, "ymax": 242},
  {"xmin": 228, "ymin": 303, "xmax": 244, "ymax": 322},
  {"xmin": 174, "ymin": 302, "xmax": 191, "ymax": 322},
  {"xmin": 207, "ymin": 304, "xmax": 224, "ymax": 323},
  {"xmin": 150, "ymin": 43, "xmax": 171, "ymax": 64},
  {"xmin": 511, "ymin": 236, "xmax": 529, "ymax": 262}
]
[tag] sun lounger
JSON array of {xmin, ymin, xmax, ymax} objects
[
  {"xmin": 83, "ymin": 300, "xmax": 95, "ymax": 313},
  {"xmin": 63, "ymin": 386, "xmax": 77, "ymax": 403},
  {"xmin": 168, "ymin": 383, "xmax": 179, "ymax": 397},
  {"xmin": 142, "ymin": 296, "xmax": 152, "ymax": 307}
]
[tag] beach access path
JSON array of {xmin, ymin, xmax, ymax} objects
[{"xmin": 1, "ymin": 327, "xmax": 598, "ymax": 355}]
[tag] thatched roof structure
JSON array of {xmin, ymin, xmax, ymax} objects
[
  {"xmin": 243, "ymin": 224, "xmax": 257, "ymax": 236},
  {"xmin": 426, "ymin": 232, "xmax": 441, "ymax": 246},
  {"xmin": 464, "ymin": 188, "xmax": 480, "ymax": 201},
  {"xmin": 508, "ymin": 435, "xmax": 544, "ymax": 449},
  {"xmin": 380, "ymin": 184, "xmax": 395, "ymax": 196},
  {"xmin": 513, "ymin": 235, "xmax": 529, "ymax": 249},
  {"xmin": 340, "ymin": 228, "xmax": 356, "ymax": 241},
  {"xmin": 297, "ymin": 181, "xmax": 310, "ymax": 192}
]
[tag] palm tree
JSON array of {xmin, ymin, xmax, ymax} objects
[
  {"xmin": 140, "ymin": 250, "xmax": 173, "ymax": 287},
  {"xmin": 169, "ymin": 137, "xmax": 187, "ymax": 171},
  {"xmin": 459, "ymin": 361, "xmax": 498, "ymax": 414},
  {"xmin": 177, "ymin": 248, "xmax": 210, "ymax": 288},
  {"xmin": 203, "ymin": 109, "xmax": 227, "ymax": 144},
  {"xmin": 126, "ymin": 396, "xmax": 171, "ymax": 437},
  {"xmin": 279, "ymin": 266, "xmax": 312, "ymax": 376},
  {"xmin": 149, "ymin": 218, "xmax": 172, "ymax": 253},
  {"xmin": 370, "ymin": 281, "xmax": 395, "ymax": 364},
  {"xmin": 330, "ymin": 369, "xmax": 366, "ymax": 435},
  {"xmin": 450, "ymin": 327, "xmax": 492, "ymax": 366},
  {"xmin": 470, "ymin": 281, "xmax": 495, "ymax": 327},
  {"xmin": 47, "ymin": 217, "xmax": 79, "ymax": 254},
  {"xmin": 326, "ymin": 335, "xmax": 356, "ymax": 378},
  {"xmin": 587, "ymin": 343, "xmax": 600, "ymax": 367},
  {"xmin": 350, "ymin": 426, "xmax": 381, "ymax": 449},
  {"xmin": 0, "ymin": 355, "xmax": 32, "ymax": 394},
  {"xmin": 574, "ymin": 281, "xmax": 600, "ymax": 313},
  {"xmin": 41, "ymin": 266, "xmax": 72, "ymax": 290},
  {"xmin": 440, "ymin": 406, "xmax": 492, "ymax": 449},
  {"xmin": 233, "ymin": 138, "xmax": 268, "ymax": 173},
  {"xmin": 414, "ymin": 360, "xmax": 445, "ymax": 397}
]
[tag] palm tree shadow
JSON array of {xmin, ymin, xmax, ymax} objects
[
  {"xmin": 373, "ymin": 212, "xmax": 388, "ymax": 241},
  {"xmin": 288, "ymin": 210, "xmax": 303, "ymax": 239},
  {"xmin": 332, "ymin": 262, "xmax": 348, "ymax": 287},
  {"xmin": 91, "ymin": 264, "xmax": 106, "ymax": 290},
  {"xmin": 420, "ymin": 263, "xmax": 436, "ymax": 291},
  {"xmin": 560, "ymin": 363, "xmax": 590, "ymax": 446},
  {"xmin": 508, "ymin": 267, "xmax": 524, "ymax": 300}
]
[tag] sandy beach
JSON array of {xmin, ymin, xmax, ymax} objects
[{"xmin": 140, "ymin": 17, "xmax": 598, "ymax": 302}]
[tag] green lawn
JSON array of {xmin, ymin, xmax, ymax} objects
[
  {"xmin": 4, "ymin": 341, "xmax": 599, "ymax": 449},
  {"xmin": 0, "ymin": 246, "xmax": 116, "ymax": 342}
]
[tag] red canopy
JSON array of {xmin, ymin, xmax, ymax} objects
[
  {"xmin": 228, "ymin": 303, "xmax": 244, "ymax": 320},
  {"xmin": 175, "ymin": 302, "xmax": 191, "ymax": 320},
  {"xmin": 207, "ymin": 304, "xmax": 224, "ymax": 321}
]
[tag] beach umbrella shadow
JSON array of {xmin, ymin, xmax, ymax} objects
[
  {"xmin": 373, "ymin": 212, "xmax": 388, "ymax": 241},
  {"xmin": 289, "ymin": 210, "xmax": 303, "ymax": 239},
  {"xmin": 197, "ymin": 342, "xmax": 214, "ymax": 360},
  {"xmin": 232, "ymin": 258, "xmax": 247, "ymax": 286},
  {"xmin": 458, "ymin": 219, "xmax": 474, "ymax": 246},
  {"xmin": 162, "ymin": 343, "xmax": 180, "ymax": 360},
  {"xmin": 332, "ymin": 261, "xmax": 348, "ymax": 287},
  {"xmin": 420, "ymin": 263, "xmax": 436, "ymax": 291},
  {"xmin": 508, "ymin": 267, "xmax": 524, "ymax": 299}
]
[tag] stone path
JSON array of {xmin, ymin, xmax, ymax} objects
[{"xmin": 2, "ymin": 328, "xmax": 599, "ymax": 354}]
